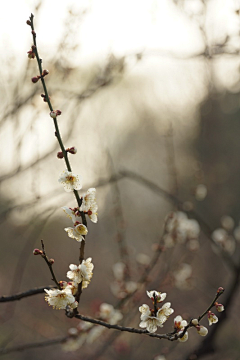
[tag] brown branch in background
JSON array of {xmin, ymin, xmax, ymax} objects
[
  {"xmin": 0, "ymin": 336, "xmax": 67, "ymax": 356},
  {"xmin": 119, "ymin": 169, "xmax": 236, "ymax": 271}
]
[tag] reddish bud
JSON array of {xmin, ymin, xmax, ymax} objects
[
  {"xmin": 31, "ymin": 30, "xmax": 36, "ymax": 36},
  {"xmin": 57, "ymin": 151, "xmax": 64, "ymax": 159},
  {"xmin": 49, "ymin": 258, "xmax": 54, "ymax": 264},
  {"xmin": 33, "ymin": 248, "xmax": 43, "ymax": 255},
  {"xmin": 26, "ymin": 20, "xmax": 31, "ymax": 26},
  {"xmin": 42, "ymin": 69, "xmax": 49, "ymax": 77},
  {"xmin": 217, "ymin": 287, "xmax": 224, "ymax": 294},
  {"xmin": 66, "ymin": 146, "xmax": 77, "ymax": 154},
  {"xmin": 27, "ymin": 51, "xmax": 35, "ymax": 59},
  {"xmin": 55, "ymin": 110, "xmax": 62, "ymax": 116},
  {"xmin": 31, "ymin": 76, "xmax": 39, "ymax": 83}
]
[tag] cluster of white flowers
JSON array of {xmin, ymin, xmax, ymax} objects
[
  {"xmin": 163, "ymin": 212, "xmax": 200, "ymax": 250},
  {"xmin": 45, "ymin": 258, "xmax": 94, "ymax": 309},
  {"xmin": 61, "ymin": 185, "xmax": 98, "ymax": 242},
  {"xmin": 174, "ymin": 316, "xmax": 209, "ymax": 343},
  {"xmin": 139, "ymin": 290, "xmax": 174, "ymax": 333},
  {"xmin": 44, "ymin": 170, "xmax": 98, "ymax": 311}
]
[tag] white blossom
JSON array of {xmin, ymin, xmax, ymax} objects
[
  {"xmin": 174, "ymin": 315, "xmax": 188, "ymax": 342},
  {"xmin": 146, "ymin": 290, "xmax": 167, "ymax": 303},
  {"xmin": 139, "ymin": 303, "xmax": 174, "ymax": 333},
  {"xmin": 208, "ymin": 311, "xmax": 218, "ymax": 326},
  {"xmin": 65, "ymin": 223, "xmax": 88, "ymax": 242},
  {"xmin": 44, "ymin": 288, "xmax": 78, "ymax": 310},
  {"xmin": 67, "ymin": 258, "xmax": 94, "ymax": 289},
  {"xmin": 58, "ymin": 170, "xmax": 82, "ymax": 192},
  {"xmin": 215, "ymin": 303, "xmax": 224, "ymax": 312},
  {"xmin": 80, "ymin": 188, "xmax": 98, "ymax": 223},
  {"xmin": 62, "ymin": 206, "xmax": 77, "ymax": 223}
]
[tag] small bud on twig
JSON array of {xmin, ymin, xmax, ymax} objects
[
  {"xmin": 26, "ymin": 20, "xmax": 31, "ymax": 26},
  {"xmin": 33, "ymin": 248, "xmax": 43, "ymax": 255},
  {"xmin": 42, "ymin": 69, "xmax": 49, "ymax": 77},
  {"xmin": 66, "ymin": 146, "xmax": 77, "ymax": 155},
  {"xmin": 31, "ymin": 76, "xmax": 39, "ymax": 84},
  {"xmin": 50, "ymin": 110, "xmax": 61, "ymax": 118},
  {"xmin": 49, "ymin": 258, "xmax": 55, "ymax": 265},
  {"xmin": 57, "ymin": 151, "xmax": 64, "ymax": 159}
]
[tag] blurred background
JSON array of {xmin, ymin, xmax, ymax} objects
[{"xmin": 1, "ymin": 0, "xmax": 240, "ymax": 359}]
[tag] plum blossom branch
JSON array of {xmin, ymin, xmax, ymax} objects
[{"xmin": 27, "ymin": 14, "xmax": 85, "ymax": 215}]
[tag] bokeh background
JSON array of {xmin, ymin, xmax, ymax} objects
[{"xmin": 1, "ymin": 0, "xmax": 240, "ymax": 359}]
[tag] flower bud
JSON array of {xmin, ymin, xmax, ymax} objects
[
  {"xmin": 57, "ymin": 151, "xmax": 64, "ymax": 159},
  {"xmin": 27, "ymin": 50, "xmax": 35, "ymax": 59},
  {"xmin": 217, "ymin": 287, "xmax": 224, "ymax": 294},
  {"xmin": 26, "ymin": 20, "xmax": 31, "ymax": 26},
  {"xmin": 49, "ymin": 258, "xmax": 54, "ymax": 264},
  {"xmin": 50, "ymin": 111, "xmax": 57, "ymax": 118},
  {"xmin": 42, "ymin": 69, "xmax": 49, "ymax": 77},
  {"xmin": 55, "ymin": 110, "xmax": 62, "ymax": 116},
  {"xmin": 31, "ymin": 76, "xmax": 39, "ymax": 84},
  {"xmin": 191, "ymin": 319, "xmax": 198, "ymax": 326},
  {"xmin": 31, "ymin": 30, "xmax": 36, "ymax": 36},
  {"xmin": 66, "ymin": 146, "xmax": 77, "ymax": 154},
  {"xmin": 33, "ymin": 248, "xmax": 43, "ymax": 255},
  {"xmin": 197, "ymin": 325, "xmax": 208, "ymax": 336},
  {"xmin": 215, "ymin": 302, "xmax": 224, "ymax": 312}
]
